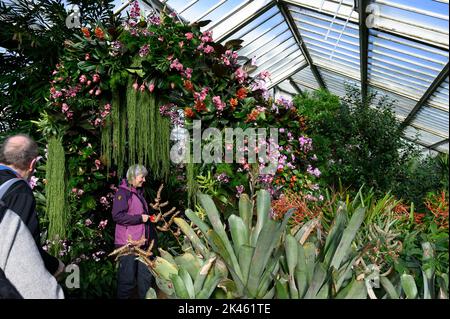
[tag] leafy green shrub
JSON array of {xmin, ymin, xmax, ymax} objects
[
  {"xmin": 294, "ymin": 84, "xmax": 419, "ymax": 194},
  {"xmin": 392, "ymin": 153, "xmax": 449, "ymax": 210}
]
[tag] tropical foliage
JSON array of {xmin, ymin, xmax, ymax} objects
[{"xmin": 0, "ymin": 0, "xmax": 447, "ymax": 300}]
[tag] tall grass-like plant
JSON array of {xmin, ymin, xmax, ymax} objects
[{"xmin": 45, "ymin": 136, "xmax": 67, "ymax": 253}]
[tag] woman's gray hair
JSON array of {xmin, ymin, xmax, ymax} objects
[{"xmin": 126, "ymin": 164, "xmax": 148, "ymax": 181}]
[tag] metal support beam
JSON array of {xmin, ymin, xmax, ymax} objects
[
  {"xmin": 356, "ymin": 0, "xmax": 370, "ymax": 104},
  {"xmin": 400, "ymin": 62, "xmax": 449, "ymax": 129},
  {"xmin": 277, "ymin": 1, "xmax": 327, "ymax": 90},
  {"xmin": 276, "ymin": 85, "xmax": 297, "ymax": 97},
  {"xmin": 289, "ymin": 77, "xmax": 303, "ymax": 95},
  {"xmin": 403, "ymin": 136, "xmax": 448, "ymax": 154},
  {"xmin": 427, "ymin": 138, "xmax": 449, "ymax": 150}
]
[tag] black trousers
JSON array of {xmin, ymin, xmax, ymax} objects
[{"xmin": 117, "ymin": 255, "xmax": 154, "ymax": 299}]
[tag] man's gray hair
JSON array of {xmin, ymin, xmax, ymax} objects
[
  {"xmin": 0, "ymin": 134, "xmax": 39, "ymax": 170},
  {"xmin": 126, "ymin": 164, "xmax": 148, "ymax": 181}
]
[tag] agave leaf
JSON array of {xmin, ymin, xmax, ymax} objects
[
  {"xmin": 262, "ymin": 286, "xmax": 276, "ymax": 299},
  {"xmin": 145, "ymin": 287, "xmax": 157, "ymax": 299},
  {"xmin": 154, "ymin": 275, "xmax": 174, "ymax": 297},
  {"xmin": 152, "ymin": 256, "xmax": 178, "ymax": 281},
  {"xmin": 197, "ymin": 260, "xmax": 227, "ymax": 299},
  {"xmin": 303, "ymin": 242, "xmax": 316, "ymax": 286},
  {"xmin": 250, "ymin": 189, "xmax": 270, "ymax": 246},
  {"xmin": 194, "ymin": 255, "xmax": 216, "ymax": 294},
  {"xmin": 185, "ymin": 209, "xmax": 211, "ymax": 235},
  {"xmin": 247, "ymin": 208, "xmax": 294, "ymax": 297},
  {"xmin": 198, "ymin": 194, "xmax": 243, "ymax": 282},
  {"xmin": 380, "ymin": 276, "xmax": 400, "ymax": 299},
  {"xmin": 238, "ymin": 193, "xmax": 253, "ymax": 231},
  {"xmin": 285, "ymin": 234, "xmax": 298, "ymax": 276},
  {"xmin": 336, "ymin": 278, "xmax": 367, "ymax": 299},
  {"xmin": 238, "ymin": 245, "xmax": 254, "ymax": 286},
  {"xmin": 334, "ymin": 255, "xmax": 359, "ymax": 292},
  {"xmin": 179, "ymin": 268, "xmax": 195, "ymax": 299},
  {"xmin": 171, "ymin": 273, "xmax": 191, "ymax": 299},
  {"xmin": 217, "ymin": 278, "xmax": 237, "ymax": 297},
  {"xmin": 206, "ymin": 229, "xmax": 245, "ymax": 295},
  {"xmin": 330, "ymin": 207, "xmax": 366, "ymax": 270},
  {"xmin": 158, "ymin": 248, "xmax": 177, "ymax": 267},
  {"xmin": 175, "ymin": 217, "xmax": 210, "ymax": 258},
  {"xmin": 304, "ymin": 263, "xmax": 327, "ymax": 299},
  {"xmin": 401, "ymin": 274, "xmax": 418, "ymax": 299},
  {"xmin": 421, "ymin": 242, "xmax": 435, "ymax": 299},
  {"xmin": 323, "ymin": 203, "xmax": 348, "ymax": 266},
  {"xmin": 296, "ymin": 244, "xmax": 308, "ymax": 298},
  {"xmin": 174, "ymin": 253, "xmax": 202, "ymax": 281},
  {"xmin": 256, "ymin": 249, "xmax": 282, "ymax": 298},
  {"xmin": 437, "ymin": 273, "xmax": 449, "ymax": 299},
  {"xmin": 228, "ymin": 214, "xmax": 249, "ymax": 256}
]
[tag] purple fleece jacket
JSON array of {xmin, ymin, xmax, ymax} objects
[{"xmin": 111, "ymin": 179, "xmax": 151, "ymax": 246}]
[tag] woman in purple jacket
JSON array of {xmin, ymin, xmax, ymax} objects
[{"xmin": 111, "ymin": 164, "xmax": 157, "ymax": 299}]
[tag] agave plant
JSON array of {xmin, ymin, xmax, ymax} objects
[
  {"xmin": 275, "ymin": 201, "xmax": 371, "ymax": 299},
  {"xmin": 146, "ymin": 189, "xmax": 294, "ymax": 299}
]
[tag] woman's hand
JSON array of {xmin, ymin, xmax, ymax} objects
[{"xmin": 142, "ymin": 214, "xmax": 149, "ymax": 223}]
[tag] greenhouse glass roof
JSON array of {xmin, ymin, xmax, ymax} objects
[{"xmin": 129, "ymin": 0, "xmax": 449, "ymax": 154}]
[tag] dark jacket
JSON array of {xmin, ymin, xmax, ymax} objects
[
  {"xmin": 111, "ymin": 179, "xmax": 157, "ymax": 249},
  {"xmin": 0, "ymin": 168, "xmax": 59, "ymax": 275}
]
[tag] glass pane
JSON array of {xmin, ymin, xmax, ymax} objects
[
  {"xmin": 318, "ymin": 67, "xmax": 360, "ymax": 97},
  {"xmin": 291, "ymin": 66, "xmax": 321, "ymax": 90},
  {"xmin": 368, "ymin": 85, "xmax": 416, "ymax": 118},
  {"xmin": 368, "ymin": 30, "xmax": 448, "ymax": 100},
  {"xmin": 427, "ymin": 77, "xmax": 449, "ymax": 111},
  {"xmin": 404, "ymin": 126, "xmax": 444, "ymax": 146},
  {"xmin": 436, "ymin": 142, "xmax": 449, "ymax": 153},
  {"xmin": 412, "ymin": 106, "xmax": 449, "ymax": 138}
]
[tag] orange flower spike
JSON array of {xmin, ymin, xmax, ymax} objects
[
  {"xmin": 95, "ymin": 27, "xmax": 105, "ymax": 39},
  {"xmin": 81, "ymin": 27, "xmax": 91, "ymax": 38},
  {"xmin": 229, "ymin": 98, "xmax": 238, "ymax": 110},
  {"xmin": 236, "ymin": 87, "xmax": 247, "ymax": 100},
  {"xmin": 184, "ymin": 107, "xmax": 195, "ymax": 118},
  {"xmin": 184, "ymin": 80, "xmax": 194, "ymax": 91},
  {"xmin": 194, "ymin": 99, "xmax": 206, "ymax": 112}
]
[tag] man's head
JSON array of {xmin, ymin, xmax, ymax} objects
[{"xmin": 0, "ymin": 134, "xmax": 39, "ymax": 180}]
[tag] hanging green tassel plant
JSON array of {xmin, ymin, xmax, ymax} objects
[
  {"xmin": 45, "ymin": 136, "xmax": 67, "ymax": 254},
  {"xmin": 111, "ymin": 91, "xmax": 126, "ymax": 177},
  {"xmin": 126, "ymin": 87, "xmax": 170, "ymax": 180},
  {"xmin": 136, "ymin": 89, "xmax": 150, "ymax": 166},
  {"xmin": 126, "ymin": 76, "xmax": 137, "ymax": 166},
  {"xmin": 141, "ymin": 92, "xmax": 171, "ymax": 180},
  {"xmin": 101, "ymin": 115, "xmax": 112, "ymax": 173}
]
